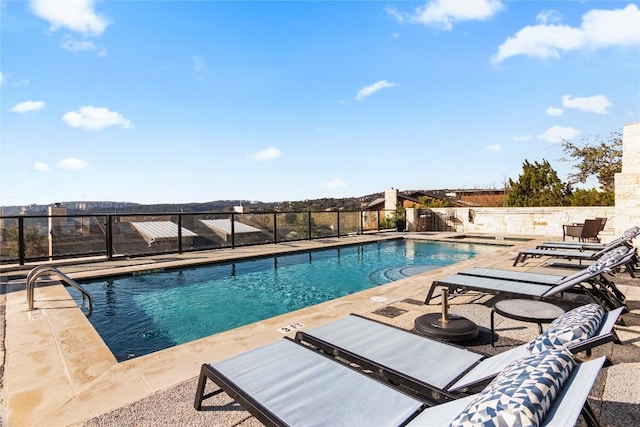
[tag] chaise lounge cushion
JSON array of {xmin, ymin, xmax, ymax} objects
[
  {"xmin": 450, "ymin": 348, "xmax": 575, "ymax": 427},
  {"xmin": 593, "ymin": 246, "xmax": 632, "ymax": 269},
  {"xmin": 526, "ymin": 303, "xmax": 605, "ymax": 354}
]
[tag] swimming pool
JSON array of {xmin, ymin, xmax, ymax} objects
[{"xmin": 70, "ymin": 239, "xmax": 494, "ymax": 360}]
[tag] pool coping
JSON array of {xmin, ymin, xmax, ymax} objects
[{"xmin": 2, "ymin": 232, "xmax": 535, "ymax": 426}]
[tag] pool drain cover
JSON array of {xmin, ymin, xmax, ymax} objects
[{"xmin": 373, "ymin": 306, "xmax": 408, "ymax": 319}]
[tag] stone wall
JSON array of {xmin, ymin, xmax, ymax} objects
[{"xmin": 406, "ymin": 206, "xmax": 616, "ymax": 241}]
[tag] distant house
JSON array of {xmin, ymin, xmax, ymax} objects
[
  {"xmin": 365, "ymin": 190, "xmax": 424, "ymax": 212},
  {"xmin": 365, "ymin": 188, "xmax": 505, "ymax": 212},
  {"xmin": 364, "ymin": 188, "xmax": 454, "ymax": 213}
]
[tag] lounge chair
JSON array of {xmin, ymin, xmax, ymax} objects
[
  {"xmin": 460, "ymin": 267, "xmax": 627, "ymax": 309},
  {"xmin": 195, "ymin": 328, "xmax": 610, "ymax": 427},
  {"xmin": 563, "ymin": 218, "xmax": 604, "ymax": 242},
  {"xmin": 537, "ymin": 225, "xmax": 640, "ymax": 252},
  {"xmin": 426, "ymin": 246, "xmax": 634, "ymax": 309},
  {"xmin": 513, "ymin": 227, "xmax": 639, "ymax": 267},
  {"xmin": 457, "ymin": 246, "xmax": 635, "ymax": 305},
  {"xmin": 194, "ymin": 338, "xmax": 425, "ymax": 426},
  {"xmin": 294, "ymin": 304, "xmax": 622, "ymax": 403}
]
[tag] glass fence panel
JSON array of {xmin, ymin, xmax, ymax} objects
[
  {"xmin": 24, "ymin": 217, "xmax": 50, "ymax": 260},
  {"xmin": 0, "ymin": 217, "xmax": 21, "ymax": 262},
  {"xmin": 112, "ymin": 214, "xmax": 181, "ymax": 256},
  {"xmin": 361, "ymin": 210, "xmax": 379, "ymax": 232},
  {"xmin": 50, "ymin": 215, "xmax": 108, "ymax": 258},
  {"xmin": 22, "ymin": 217, "xmax": 49, "ymax": 261},
  {"xmin": 233, "ymin": 213, "xmax": 275, "ymax": 246},
  {"xmin": 310, "ymin": 212, "xmax": 338, "ymax": 239},
  {"xmin": 184, "ymin": 213, "xmax": 233, "ymax": 251},
  {"xmin": 338, "ymin": 211, "xmax": 360, "ymax": 235},
  {"xmin": 275, "ymin": 212, "xmax": 309, "ymax": 242}
]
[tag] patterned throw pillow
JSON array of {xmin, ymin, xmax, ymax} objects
[
  {"xmin": 526, "ymin": 303, "xmax": 605, "ymax": 354},
  {"xmin": 450, "ymin": 348, "xmax": 576, "ymax": 427},
  {"xmin": 623, "ymin": 226, "xmax": 640, "ymax": 239},
  {"xmin": 593, "ymin": 246, "xmax": 629, "ymax": 270},
  {"xmin": 586, "ymin": 261, "xmax": 607, "ymax": 275}
]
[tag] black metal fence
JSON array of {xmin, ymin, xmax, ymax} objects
[{"xmin": 0, "ymin": 209, "xmax": 408, "ymax": 265}]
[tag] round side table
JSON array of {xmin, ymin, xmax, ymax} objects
[{"xmin": 491, "ymin": 299, "xmax": 565, "ymax": 347}]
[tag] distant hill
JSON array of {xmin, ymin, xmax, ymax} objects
[
  {"xmin": 1, "ymin": 188, "xmax": 506, "ymax": 216},
  {"xmin": 0, "ymin": 193, "xmax": 384, "ymax": 216}
]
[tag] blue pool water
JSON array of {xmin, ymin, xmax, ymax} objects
[{"xmin": 70, "ymin": 239, "xmax": 493, "ymax": 361}]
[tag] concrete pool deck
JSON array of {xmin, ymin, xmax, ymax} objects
[{"xmin": 1, "ymin": 232, "xmax": 638, "ymax": 426}]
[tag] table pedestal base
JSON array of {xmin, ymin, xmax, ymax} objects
[{"xmin": 414, "ymin": 313, "xmax": 479, "ymax": 342}]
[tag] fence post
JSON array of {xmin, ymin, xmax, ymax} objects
[
  {"xmin": 336, "ymin": 211, "xmax": 340, "ymax": 237},
  {"xmin": 106, "ymin": 215, "xmax": 114, "ymax": 260},
  {"xmin": 308, "ymin": 211, "xmax": 312, "ymax": 240},
  {"xmin": 231, "ymin": 212, "xmax": 236, "ymax": 249},
  {"xmin": 273, "ymin": 212, "xmax": 278, "ymax": 244},
  {"xmin": 177, "ymin": 214, "xmax": 183, "ymax": 254},
  {"xmin": 18, "ymin": 216, "xmax": 25, "ymax": 266}
]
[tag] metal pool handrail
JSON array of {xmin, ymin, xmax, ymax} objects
[{"xmin": 27, "ymin": 265, "xmax": 93, "ymax": 314}]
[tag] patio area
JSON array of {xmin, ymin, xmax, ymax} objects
[{"xmin": 1, "ymin": 232, "xmax": 638, "ymax": 426}]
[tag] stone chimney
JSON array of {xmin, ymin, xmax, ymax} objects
[
  {"xmin": 615, "ymin": 122, "xmax": 640, "ymax": 236},
  {"xmin": 384, "ymin": 188, "xmax": 399, "ymax": 217}
]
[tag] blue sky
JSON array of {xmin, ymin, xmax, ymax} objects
[{"xmin": 1, "ymin": 0, "xmax": 639, "ymax": 206}]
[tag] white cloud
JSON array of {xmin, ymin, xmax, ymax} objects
[
  {"xmin": 33, "ymin": 162, "xmax": 50, "ymax": 172},
  {"xmin": 562, "ymin": 94, "xmax": 613, "ymax": 114},
  {"xmin": 387, "ymin": 0, "xmax": 504, "ymax": 30},
  {"xmin": 57, "ymin": 158, "xmax": 89, "ymax": 170},
  {"xmin": 513, "ymin": 134, "xmax": 531, "ymax": 142},
  {"xmin": 62, "ymin": 106, "xmax": 133, "ymax": 130},
  {"xmin": 61, "ymin": 36, "xmax": 97, "ymax": 52},
  {"xmin": 486, "ymin": 144, "xmax": 501, "ymax": 152},
  {"xmin": 546, "ymin": 106, "xmax": 564, "ymax": 117},
  {"xmin": 324, "ymin": 178, "xmax": 346, "ymax": 189},
  {"xmin": 537, "ymin": 125, "xmax": 581, "ymax": 143},
  {"xmin": 61, "ymin": 37, "xmax": 106, "ymax": 56},
  {"xmin": 493, "ymin": 4, "xmax": 640, "ymax": 63},
  {"xmin": 0, "ymin": 72, "xmax": 5, "ymax": 86},
  {"xmin": 536, "ymin": 10, "xmax": 563, "ymax": 25},
  {"xmin": 251, "ymin": 147, "xmax": 281, "ymax": 161},
  {"xmin": 30, "ymin": 0, "xmax": 109, "ymax": 36},
  {"xmin": 11, "ymin": 100, "xmax": 45, "ymax": 113},
  {"xmin": 355, "ymin": 80, "xmax": 397, "ymax": 101}
]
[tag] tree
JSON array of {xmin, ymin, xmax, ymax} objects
[
  {"xmin": 506, "ymin": 159, "xmax": 572, "ymax": 207},
  {"xmin": 561, "ymin": 130, "xmax": 622, "ymax": 193},
  {"xmin": 418, "ymin": 196, "xmax": 451, "ymax": 208},
  {"xmin": 569, "ymin": 188, "xmax": 614, "ymax": 206}
]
